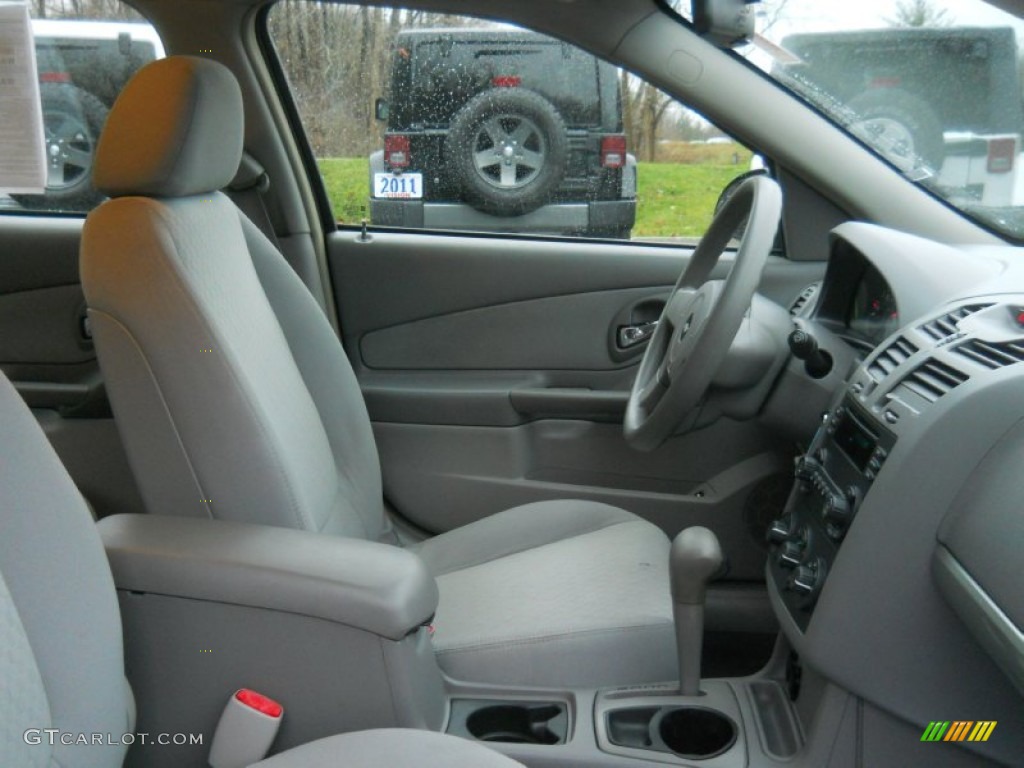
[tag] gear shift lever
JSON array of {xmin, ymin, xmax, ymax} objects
[{"xmin": 670, "ymin": 526, "xmax": 723, "ymax": 696}]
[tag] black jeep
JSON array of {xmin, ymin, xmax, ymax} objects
[{"xmin": 369, "ymin": 28, "xmax": 636, "ymax": 238}]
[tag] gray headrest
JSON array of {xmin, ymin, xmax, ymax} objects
[{"xmin": 94, "ymin": 56, "xmax": 243, "ymax": 198}]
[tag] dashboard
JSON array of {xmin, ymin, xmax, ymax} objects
[{"xmin": 765, "ymin": 222, "xmax": 1024, "ymax": 764}]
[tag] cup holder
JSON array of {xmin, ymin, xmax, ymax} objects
[
  {"xmin": 448, "ymin": 699, "xmax": 568, "ymax": 745},
  {"xmin": 658, "ymin": 707, "xmax": 737, "ymax": 759},
  {"xmin": 607, "ymin": 705, "xmax": 737, "ymax": 760}
]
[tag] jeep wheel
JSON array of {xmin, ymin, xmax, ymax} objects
[
  {"xmin": 11, "ymin": 84, "xmax": 109, "ymax": 211},
  {"xmin": 445, "ymin": 89, "xmax": 568, "ymax": 216},
  {"xmin": 847, "ymin": 88, "xmax": 945, "ymax": 173}
]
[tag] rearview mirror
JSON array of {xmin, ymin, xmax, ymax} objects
[
  {"xmin": 693, "ymin": 0, "xmax": 758, "ymax": 48},
  {"xmin": 375, "ymin": 98, "xmax": 389, "ymax": 121}
]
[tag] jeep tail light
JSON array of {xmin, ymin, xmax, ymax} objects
[
  {"xmin": 385, "ymin": 135, "xmax": 410, "ymax": 168},
  {"xmin": 601, "ymin": 135, "xmax": 627, "ymax": 169},
  {"xmin": 987, "ymin": 137, "xmax": 1016, "ymax": 174},
  {"xmin": 492, "ymin": 76, "xmax": 521, "ymax": 87}
]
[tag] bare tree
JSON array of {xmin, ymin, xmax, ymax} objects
[
  {"xmin": 620, "ymin": 71, "xmax": 676, "ymax": 161},
  {"xmin": 757, "ymin": 0, "xmax": 792, "ymax": 36},
  {"xmin": 28, "ymin": 0, "xmax": 142, "ymax": 20},
  {"xmin": 887, "ymin": 0, "xmax": 952, "ymax": 27}
]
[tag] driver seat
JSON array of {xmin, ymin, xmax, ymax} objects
[{"xmin": 80, "ymin": 56, "xmax": 676, "ymax": 688}]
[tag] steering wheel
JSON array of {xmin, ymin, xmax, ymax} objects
[{"xmin": 624, "ymin": 175, "xmax": 783, "ymax": 451}]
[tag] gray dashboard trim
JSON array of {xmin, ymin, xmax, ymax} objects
[
  {"xmin": 933, "ymin": 545, "xmax": 1024, "ymax": 698},
  {"xmin": 827, "ymin": 222, "xmax": 1005, "ymax": 325}
]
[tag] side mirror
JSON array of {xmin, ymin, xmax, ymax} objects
[
  {"xmin": 693, "ymin": 0, "xmax": 758, "ymax": 49},
  {"xmin": 375, "ymin": 98, "xmax": 390, "ymax": 122}
]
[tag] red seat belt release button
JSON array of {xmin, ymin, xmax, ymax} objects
[{"xmin": 208, "ymin": 688, "xmax": 284, "ymax": 768}]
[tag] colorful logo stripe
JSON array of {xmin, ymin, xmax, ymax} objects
[
  {"xmin": 921, "ymin": 721, "xmax": 996, "ymax": 742},
  {"xmin": 965, "ymin": 722, "xmax": 997, "ymax": 742}
]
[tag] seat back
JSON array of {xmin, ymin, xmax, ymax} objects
[
  {"xmin": 0, "ymin": 373, "xmax": 133, "ymax": 768},
  {"xmin": 80, "ymin": 56, "xmax": 386, "ymax": 540}
]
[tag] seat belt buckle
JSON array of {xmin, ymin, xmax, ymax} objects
[{"xmin": 208, "ymin": 688, "xmax": 284, "ymax": 768}]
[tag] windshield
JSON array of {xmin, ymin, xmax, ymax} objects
[{"xmin": 687, "ymin": 1, "xmax": 1024, "ymax": 239}]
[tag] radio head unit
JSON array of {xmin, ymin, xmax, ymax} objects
[{"xmin": 768, "ymin": 398, "xmax": 895, "ymax": 629}]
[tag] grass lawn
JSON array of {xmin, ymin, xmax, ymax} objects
[
  {"xmin": 318, "ymin": 157, "xmax": 371, "ymax": 227},
  {"xmin": 318, "ymin": 146, "xmax": 753, "ymax": 238}
]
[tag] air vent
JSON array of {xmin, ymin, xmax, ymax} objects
[
  {"xmin": 918, "ymin": 304, "xmax": 992, "ymax": 342},
  {"xmin": 867, "ymin": 336, "xmax": 918, "ymax": 381},
  {"xmin": 954, "ymin": 338, "xmax": 1024, "ymax": 370},
  {"xmin": 894, "ymin": 359, "xmax": 969, "ymax": 404},
  {"xmin": 789, "ymin": 283, "xmax": 820, "ymax": 316}
]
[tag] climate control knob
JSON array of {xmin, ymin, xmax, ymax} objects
[
  {"xmin": 777, "ymin": 540, "xmax": 805, "ymax": 569},
  {"xmin": 823, "ymin": 493, "xmax": 850, "ymax": 527},
  {"xmin": 794, "ymin": 456, "xmax": 820, "ymax": 482},
  {"xmin": 787, "ymin": 557, "xmax": 828, "ymax": 607},
  {"xmin": 789, "ymin": 564, "xmax": 820, "ymax": 596},
  {"xmin": 767, "ymin": 517, "xmax": 793, "ymax": 544}
]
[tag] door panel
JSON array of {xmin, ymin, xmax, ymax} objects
[
  {"xmin": 0, "ymin": 217, "xmax": 92, "ymax": 391},
  {"xmin": 373, "ymin": 418, "xmax": 788, "ymax": 582},
  {"xmin": 361, "ymin": 286, "xmax": 664, "ymax": 370},
  {"xmin": 0, "ymin": 216, "xmax": 143, "ymax": 518},
  {"xmin": 329, "ymin": 228, "xmax": 825, "ymax": 584},
  {"xmin": 333, "ymin": 230, "xmax": 823, "ymax": 345},
  {"xmin": 0, "ymin": 285, "xmax": 92, "ymax": 363}
]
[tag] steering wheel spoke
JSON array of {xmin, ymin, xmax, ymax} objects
[
  {"xmin": 636, "ymin": 374, "xmax": 667, "ymax": 415},
  {"xmin": 623, "ymin": 176, "xmax": 783, "ymax": 451}
]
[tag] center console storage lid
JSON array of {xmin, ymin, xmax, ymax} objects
[{"xmin": 99, "ymin": 514, "xmax": 438, "ymax": 640}]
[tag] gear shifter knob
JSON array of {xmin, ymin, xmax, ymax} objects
[
  {"xmin": 670, "ymin": 526, "xmax": 724, "ymax": 604},
  {"xmin": 670, "ymin": 526, "xmax": 723, "ymax": 695}
]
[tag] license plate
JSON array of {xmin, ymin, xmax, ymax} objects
[{"xmin": 373, "ymin": 172, "xmax": 423, "ymax": 199}]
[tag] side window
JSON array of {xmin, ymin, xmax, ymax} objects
[
  {"xmin": 3, "ymin": 3, "xmax": 164, "ymax": 215},
  {"xmin": 268, "ymin": 2, "xmax": 753, "ymax": 243}
]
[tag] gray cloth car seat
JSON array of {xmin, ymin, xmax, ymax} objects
[
  {"xmin": 0, "ymin": 371, "xmax": 522, "ymax": 768},
  {"xmin": 80, "ymin": 56, "xmax": 676, "ymax": 688}
]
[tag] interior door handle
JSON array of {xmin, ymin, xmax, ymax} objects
[{"xmin": 617, "ymin": 321, "xmax": 658, "ymax": 349}]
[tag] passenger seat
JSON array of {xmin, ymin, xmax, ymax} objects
[{"xmin": 0, "ymin": 369, "xmax": 521, "ymax": 768}]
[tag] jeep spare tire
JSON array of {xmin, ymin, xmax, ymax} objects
[
  {"xmin": 445, "ymin": 88, "xmax": 568, "ymax": 216},
  {"xmin": 11, "ymin": 83, "xmax": 109, "ymax": 211},
  {"xmin": 847, "ymin": 88, "xmax": 945, "ymax": 173}
]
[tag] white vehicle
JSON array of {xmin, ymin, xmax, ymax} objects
[
  {"xmin": 778, "ymin": 26, "xmax": 1024, "ymax": 210},
  {"xmin": 18, "ymin": 19, "xmax": 164, "ymax": 210}
]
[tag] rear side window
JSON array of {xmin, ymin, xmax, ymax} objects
[{"xmin": 1, "ymin": 5, "xmax": 163, "ymax": 216}]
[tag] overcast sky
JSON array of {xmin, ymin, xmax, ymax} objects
[
  {"xmin": 756, "ymin": 0, "xmax": 1024, "ymax": 38},
  {"xmin": 735, "ymin": 0, "xmax": 1024, "ymax": 73}
]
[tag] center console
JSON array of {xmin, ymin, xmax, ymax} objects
[
  {"xmin": 99, "ymin": 447, "xmax": 824, "ymax": 768},
  {"xmin": 451, "ymin": 394, "xmax": 910, "ymax": 767},
  {"xmin": 446, "ymin": 525, "xmax": 803, "ymax": 768},
  {"xmin": 766, "ymin": 397, "xmax": 895, "ymax": 630}
]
